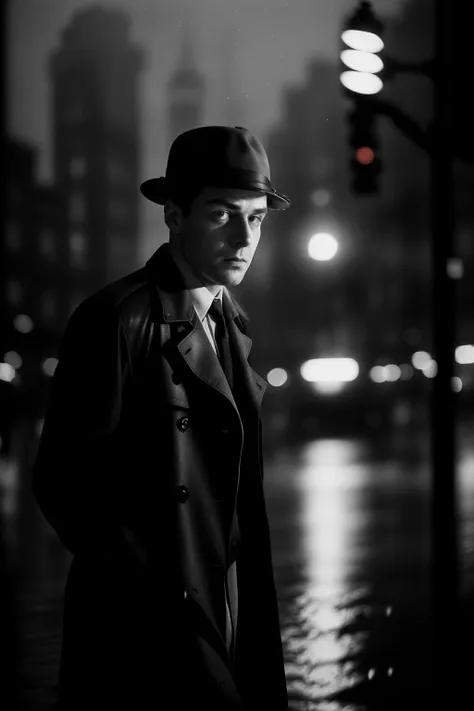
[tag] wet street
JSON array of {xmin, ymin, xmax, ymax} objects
[{"xmin": 1, "ymin": 417, "xmax": 473, "ymax": 710}]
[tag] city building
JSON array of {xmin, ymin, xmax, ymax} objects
[
  {"xmin": 3, "ymin": 137, "xmax": 68, "ymax": 416},
  {"xmin": 167, "ymin": 32, "xmax": 205, "ymax": 143},
  {"xmin": 49, "ymin": 5, "xmax": 144, "ymax": 289},
  {"xmin": 2, "ymin": 7, "xmax": 145, "ymax": 422}
]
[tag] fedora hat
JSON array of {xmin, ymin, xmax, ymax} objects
[{"xmin": 140, "ymin": 125, "xmax": 290, "ymax": 210}]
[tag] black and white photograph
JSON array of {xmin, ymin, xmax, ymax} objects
[{"xmin": 2, "ymin": 1, "xmax": 473, "ymax": 709}]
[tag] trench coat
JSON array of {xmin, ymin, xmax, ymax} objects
[{"xmin": 33, "ymin": 242, "xmax": 288, "ymax": 710}]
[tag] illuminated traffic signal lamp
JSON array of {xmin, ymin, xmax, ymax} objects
[
  {"xmin": 348, "ymin": 102, "xmax": 381, "ymax": 194},
  {"xmin": 340, "ymin": 1, "xmax": 384, "ymax": 96},
  {"xmin": 340, "ymin": 3, "xmax": 384, "ymax": 194},
  {"xmin": 356, "ymin": 146, "xmax": 375, "ymax": 165}
]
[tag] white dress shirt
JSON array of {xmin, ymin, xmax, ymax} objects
[{"xmin": 167, "ymin": 241, "xmax": 223, "ymax": 355}]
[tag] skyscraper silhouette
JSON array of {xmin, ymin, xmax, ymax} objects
[
  {"xmin": 49, "ymin": 6, "xmax": 143, "ymax": 291},
  {"xmin": 167, "ymin": 31, "xmax": 205, "ymax": 143}
]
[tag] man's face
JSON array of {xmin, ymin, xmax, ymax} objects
[{"xmin": 166, "ymin": 187, "xmax": 268, "ymax": 290}]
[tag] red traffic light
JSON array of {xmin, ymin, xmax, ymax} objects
[{"xmin": 355, "ymin": 146, "xmax": 376, "ymax": 164}]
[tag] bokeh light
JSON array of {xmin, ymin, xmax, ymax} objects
[
  {"xmin": 422, "ymin": 360, "xmax": 438, "ymax": 378},
  {"xmin": 308, "ymin": 233, "xmax": 339, "ymax": 262},
  {"xmin": 412, "ymin": 351, "xmax": 432, "ymax": 370},
  {"xmin": 0, "ymin": 363, "xmax": 16, "ymax": 383},
  {"xmin": 455, "ymin": 344, "xmax": 474, "ymax": 364},
  {"xmin": 13, "ymin": 314, "xmax": 34, "ymax": 333},
  {"xmin": 267, "ymin": 368, "xmax": 288, "ymax": 387},
  {"xmin": 301, "ymin": 358, "xmax": 359, "ymax": 383},
  {"xmin": 42, "ymin": 357, "xmax": 59, "ymax": 377},
  {"xmin": 4, "ymin": 351, "xmax": 23, "ymax": 369}
]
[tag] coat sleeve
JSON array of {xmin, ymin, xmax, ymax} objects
[{"xmin": 32, "ymin": 293, "xmax": 139, "ymax": 563}]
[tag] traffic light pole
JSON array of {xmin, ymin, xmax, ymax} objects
[
  {"xmin": 370, "ymin": 1, "xmax": 460, "ymax": 689},
  {"xmin": 367, "ymin": 0, "xmax": 460, "ymax": 691},
  {"xmin": 430, "ymin": 0, "xmax": 459, "ymax": 690},
  {"xmin": 341, "ymin": 0, "xmax": 460, "ymax": 692}
]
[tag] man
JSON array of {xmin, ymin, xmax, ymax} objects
[{"xmin": 33, "ymin": 126, "xmax": 291, "ymax": 709}]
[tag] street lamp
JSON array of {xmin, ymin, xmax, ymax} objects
[
  {"xmin": 301, "ymin": 357, "xmax": 359, "ymax": 395},
  {"xmin": 308, "ymin": 232, "xmax": 339, "ymax": 262}
]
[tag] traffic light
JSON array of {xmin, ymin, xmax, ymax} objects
[
  {"xmin": 340, "ymin": 2, "xmax": 384, "ymax": 194},
  {"xmin": 340, "ymin": 1, "xmax": 384, "ymax": 96},
  {"xmin": 347, "ymin": 100, "xmax": 381, "ymax": 194}
]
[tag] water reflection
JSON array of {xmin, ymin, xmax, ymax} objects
[
  {"xmin": 459, "ymin": 446, "xmax": 474, "ymax": 595},
  {"xmin": 299, "ymin": 438, "xmax": 367, "ymax": 598},
  {"xmin": 264, "ymin": 423, "xmax": 474, "ymax": 710},
  {"xmin": 267, "ymin": 435, "xmax": 436, "ymax": 709},
  {"xmin": 0, "ymin": 457, "xmax": 19, "ymax": 523}
]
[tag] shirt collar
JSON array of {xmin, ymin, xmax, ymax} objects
[{"xmin": 168, "ymin": 240, "xmax": 223, "ymax": 322}]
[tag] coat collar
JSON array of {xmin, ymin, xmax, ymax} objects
[
  {"xmin": 167, "ymin": 240, "xmax": 223, "ymax": 322},
  {"xmin": 145, "ymin": 243, "xmax": 266, "ymax": 411},
  {"xmin": 145, "ymin": 243, "xmax": 249, "ymax": 334}
]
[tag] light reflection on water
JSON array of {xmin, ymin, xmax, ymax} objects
[
  {"xmin": 268, "ymin": 436, "xmax": 432, "ymax": 709},
  {"xmin": 299, "ymin": 438, "xmax": 367, "ymax": 599},
  {"xmin": 266, "ymin": 427, "xmax": 474, "ymax": 709},
  {"xmin": 459, "ymin": 446, "xmax": 474, "ymax": 594}
]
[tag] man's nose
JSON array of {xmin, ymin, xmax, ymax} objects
[{"xmin": 232, "ymin": 217, "xmax": 253, "ymax": 246}]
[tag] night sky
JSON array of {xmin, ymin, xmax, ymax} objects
[{"xmin": 7, "ymin": 0, "xmax": 405, "ymax": 257}]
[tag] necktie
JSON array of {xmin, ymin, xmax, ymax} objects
[
  {"xmin": 209, "ymin": 298, "xmax": 234, "ymax": 390},
  {"xmin": 209, "ymin": 298, "xmax": 238, "ymax": 657}
]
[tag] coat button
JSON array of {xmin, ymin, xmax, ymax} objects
[
  {"xmin": 177, "ymin": 416, "xmax": 190, "ymax": 432},
  {"xmin": 221, "ymin": 428, "xmax": 230, "ymax": 436},
  {"xmin": 176, "ymin": 485, "xmax": 190, "ymax": 503}
]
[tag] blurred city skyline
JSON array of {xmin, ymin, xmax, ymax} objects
[{"xmin": 7, "ymin": 0, "xmax": 406, "ymax": 259}]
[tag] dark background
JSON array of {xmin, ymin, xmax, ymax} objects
[{"xmin": 2, "ymin": 1, "xmax": 473, "ymax": 709}]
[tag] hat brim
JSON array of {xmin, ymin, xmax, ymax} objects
[{"xmin": 139, "ymin": 177, "xmax": 290, "ymax": 210}]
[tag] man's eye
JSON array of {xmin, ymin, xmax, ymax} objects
[
  {"xmin": 249, "ymin": 214, "xmax": 264, "ymax": 225},
  {"xmin": 211, "ymin": 210, "xmax": 228, "ymax": 220}
]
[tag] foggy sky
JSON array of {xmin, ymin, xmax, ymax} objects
[{"xmin": 7, "ymin": 0, "xmax": 405, "ymax": 257}]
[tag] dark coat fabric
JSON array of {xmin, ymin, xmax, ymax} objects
[{"xmin": 33, "ymin": 243, "xmax": 288, "ymax": 710}]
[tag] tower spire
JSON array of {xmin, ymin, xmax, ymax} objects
[{"xmin": 167, "ymin": 30, "xmax": 205, "ymax": 142}]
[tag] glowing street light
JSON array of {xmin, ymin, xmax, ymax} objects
[
  {"xmin": 301, "ymin": 358, "xmax": 359, "ymax": 383},
  {"xmin": 301, "ymin": 358, "xmax": 359, "ymax": 396},
  {"xmin": 308, "ymin": 233, "xmax": 339, "ymax": 262},
  {"xmin": 455, "ymin": 344, "xmax": 474, "ymax": 364}
]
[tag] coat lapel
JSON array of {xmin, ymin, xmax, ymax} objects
[
  {"xmin": 146, "ymin": 243, "xmax": 267, "ymax": 413},
  {"xmin": 223, "ymin": 290, "xmax": 268, "ymax": 413},
  {"xmin": 177, "ymin": 312, "xmax": 237, "ymax": 409}
]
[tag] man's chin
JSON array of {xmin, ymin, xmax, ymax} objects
[
  {"xmin": 221, "ymin": 272, "xmax": 245, "ymax": 287},
  {"xmin": 202, "ymin": 266, "xmax": 247, "ymax": 289}
]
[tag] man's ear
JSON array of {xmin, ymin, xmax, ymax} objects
[{"xmin": 164, "ymin": 200, "xmax": 183, "ymax": 233}]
